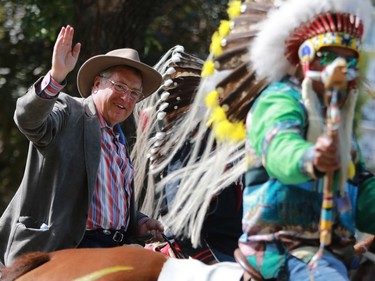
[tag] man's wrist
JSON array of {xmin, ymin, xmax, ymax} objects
[
  {"xmin": 50, "ymin": 69, "xmax": 66, "ymax": 84},
  {"xmin": 37, "ymin": 71, "xmax": 66, "ymax": 98}
]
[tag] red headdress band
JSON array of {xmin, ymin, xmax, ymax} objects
[{"xmin": 285, "ymin": 12, "xmax": 364, "ymax": 66}]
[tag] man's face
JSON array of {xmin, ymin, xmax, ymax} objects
[
  {"xmin": 92, "ymin": 66, "xmax": 143, "ymax": 127},
  {"xmin": 309, "ymin": 46, "xmax": 358, "ymax": 105}
]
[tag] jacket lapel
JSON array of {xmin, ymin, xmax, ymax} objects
[{"xmin": 83, "ymin": 96, "xmax": 101, "ymax": 199}]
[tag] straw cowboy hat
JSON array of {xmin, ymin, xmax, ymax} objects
[{"xmin": 77, "ymin": 48, "xmax": 162, "ymax": 101}]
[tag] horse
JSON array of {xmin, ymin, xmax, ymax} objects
[
  {"xmin": 0, "ymin": 245, "xmax": 245, "ymax": 281},
  {"xmin": 3, "ymin": 243, "xmax": 375, "ymax": 281}
]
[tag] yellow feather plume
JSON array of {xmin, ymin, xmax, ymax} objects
[
  {"xmin": 201, "ymin": 60, "xmax": 215, "ymax": 77},
  {"xmin": 218, "ymin": 20, "xmax": 230, "ymax": 37},
  {"xmin": 209, "ymin": 31, "xmax": 223, "ymax": 57},
  {"xmin": 205, "ymin": 90, "xmax": 246, "ymax": 142},
  {"xmin": 227, "ymin": 0, "xmax": 242, "ymax": 20}
]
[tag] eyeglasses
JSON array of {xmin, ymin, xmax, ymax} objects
[
  {"xmin": 316, "ymin": 51, "xmax": 358, "ymax": 69},
  {"xmin": 99, "ymin": 76, "xmax": 143, "ymax": 101}
]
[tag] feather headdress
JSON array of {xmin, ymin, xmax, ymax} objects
[
  {"xmin": 250, "ymin": 0, "xmax": 373, "ymax": 83},
  {"xmin": 131, "ymin": 1, "xmax": 277, "ymax": 245},
  {"xmin": 143, "ymin": 0, "xmax": 277, "ymax": 245},
  {"xmin": 131, "ymin": 45, "xmax": 205, "ymax": 216},
  {"xmin": 203, "ymin": 0, "xmax": 274, "ymax": 143}
]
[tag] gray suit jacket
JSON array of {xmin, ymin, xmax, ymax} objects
[{"xmin": 0, "ymin": 77, "xmax": 142, "ymax": 266}]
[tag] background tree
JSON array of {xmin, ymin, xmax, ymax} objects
[{"xmin": 0, "ymin": 0, "xmax": 227, "ymax": 212}]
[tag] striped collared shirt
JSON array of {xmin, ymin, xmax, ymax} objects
[
  {"xmin": 37, "ymin": 73, "xmax": 134, "ymax": 230},
  {"xmin": 86, "ymin": 113, "xmax": 134, "ymax": 230}
]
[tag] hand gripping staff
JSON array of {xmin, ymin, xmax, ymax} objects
[{"xmin": 307, "ymin": 58, "xmax": 349, "ymax": 279}]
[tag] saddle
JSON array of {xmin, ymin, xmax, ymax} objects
[{"xmin": 144, "ymin": 233, "xmax": 187, "ymax": 259}]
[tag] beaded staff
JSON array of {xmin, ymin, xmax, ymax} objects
[{"xmin": 308, "ymin": 58, "xmax": 348, "ymax": 278}]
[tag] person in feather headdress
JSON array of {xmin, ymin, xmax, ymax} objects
[{"xmin": 234, "ymin": 0, "xmax": 375, "ymax": 280}]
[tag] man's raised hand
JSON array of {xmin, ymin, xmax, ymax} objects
[{"xmin": 50, "ymin": 25, "xmax": 81, "ymax": 83}]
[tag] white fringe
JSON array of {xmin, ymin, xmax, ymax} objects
[
  {"xmin": 338, "ymin": 88, "xmax": 358, "ymax": 195},
  {"xmin": 131, "ymin": 45, "xmax": 247, "ymax": 245},
  {"xmin": 302, "ymin": 78, "xmax": 325, "ymax": 143}
]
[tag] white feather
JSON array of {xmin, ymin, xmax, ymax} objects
[{"xmin": 250, "ymin": 0, "xmax": 374, "ymax": 83}]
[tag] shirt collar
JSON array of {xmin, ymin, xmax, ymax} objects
[{"xmin": 96, "ymin": 110, "xmax": 126, "ymax": 145}]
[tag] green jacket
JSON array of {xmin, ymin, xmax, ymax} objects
[{"xmin": 240, "ymin": 80, "xmax": 375, "ymax": 277}]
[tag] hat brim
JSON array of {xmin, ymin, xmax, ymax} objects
[{"xmin": 77, "ymin": 55, "xmax": 162, "ymax": 101}]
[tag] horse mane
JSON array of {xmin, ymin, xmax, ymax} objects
[{"xmin": 1, "ymin": 252, "xmax": 50, "ymax": 281}]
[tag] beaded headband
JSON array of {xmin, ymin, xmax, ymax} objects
[{"xmin": 291, "ymin": 12, "xmax": 364, "ymax": 69}]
